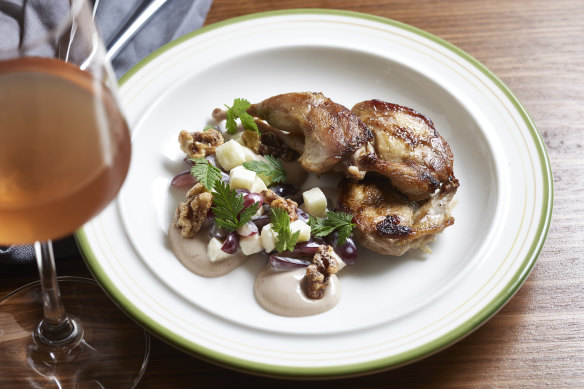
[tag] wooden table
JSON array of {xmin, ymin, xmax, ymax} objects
[{"xmin": 2, "ymin": 0, "xmax": 583, "ymax": 387}]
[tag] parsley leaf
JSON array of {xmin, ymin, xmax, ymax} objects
[
  {"xmin": 189, "ymin": 158, "xmax": 222, "ymax": 191},
  {"xmin": 211, "ymin": 180, "xmax": 261, "ymax": 232},
  {"xmin": 242, "ymin": 155, "xmax": 287, "ymax": 184},
  {"xmin": 224, "ymin": 98, "xmax": 259, "ymax": 134},
  {"xmin": 270, "ymin": 207, "xmax": 300, "ymax": 253},
  {"xmin": 307, "ymin": 211, "xmax": 355, "ymax": 245}
]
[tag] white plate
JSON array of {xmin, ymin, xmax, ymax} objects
[{"xmin": 77, "ymin": 10, "xmax": 553, "ymax": 378}]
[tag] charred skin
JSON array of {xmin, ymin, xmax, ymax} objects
[
  {"xmin": 352, "ymin": 100, "xmax": 458, "ymax": 200},
  {"xmin": 338, "ymin": 175, "xmax": 455, "ymax": 256},
  {"xmin": 247, "ymin": 92, "xmax": 372, "ymax": 175}
]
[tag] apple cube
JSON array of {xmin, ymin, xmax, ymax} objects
[
  {"xmin": 250, "ymin": 176, "xmax": 268, "ymax": 193},
  {"xmin": 290, "ymin": 220, "xmax": 311, "ymax": 242},
  {"xmin": 260, "ymin": 223, "xmax": 277, "ymax": 253},
  {"xmin": 242, "ymin": 146, "xmax": 260, "ymax": 162},
  {"xmin": 302, "ymin": 187, "xmax": 327, "ymax": 218},
  {"xmin": 239, "ymin": 233, "xmax": 264, "ymax": 255},
  {"xmin": 207, "ymin": 237, "xmax": 232, "ymax": 262},
  {"xmin": 215, "ymin": 139, "xmax": 246, "ymax": 170},
  {"xmin": 229, "ymin": 166, "xmax": 256, "ymax": 190}
]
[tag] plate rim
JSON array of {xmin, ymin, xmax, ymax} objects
[{"xmin": 77, "ymin": 8, "xmax": 553, "ymax": 378}]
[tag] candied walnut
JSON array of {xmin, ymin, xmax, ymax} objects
[
  {"xmin": 261, "ymin": 189, "xmax": 298, "ymax": 221},
  {"xmin": 241, "ymin": 130, "xmax": 261, "ymax": 153},
  {"xmin": 305, "ymin": 245, "xmax": 340, "ymax": 299},
  {"xmin": 178, "ymin": 128, "xmax": 224, "ymax": 159},
  {"xmin": 174, "ymin": 183, "xmax": 213, "ymax": 238}
]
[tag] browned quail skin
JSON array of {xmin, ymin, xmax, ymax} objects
[
  {"xmin": 338, "ymin": 175, "xmax": 455, "ymax": 256},
  {"xmin": 247, "ymin": 92, "xmax": 372, "ymax": 175},
  {"xmin": 351, "ymin": 100, "xmax": 458, "ymax": 200}
]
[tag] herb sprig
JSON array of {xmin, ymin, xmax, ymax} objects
[
  {"xmin": 225, "ymin": 98, "xmax": 259, "ymax": 135},
  {"xmin": 270, "ymin": 207, "xmax": 300, "ymax": 253},
  {"xmin": 189, "ymin": 159, "xmax": 260, "ymax": 232},
  {"xmin": 242, "ymin": 155, "xmax": 287, "ymax": 184},
  {"xmin": 189, "ymin": 158, "xmax": 222, "ymax": 190},
  {"xmin": 211, "ymin": 181, "xmax": 260, "ymax": 232},
  {"xmin": 308, "ymin": 211, "xmax": 356, "ymax": 245}
]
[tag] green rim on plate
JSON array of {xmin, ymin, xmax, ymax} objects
[{"xmin": 76, "ymin": 9, "xmax": 553, "ymax": 378}]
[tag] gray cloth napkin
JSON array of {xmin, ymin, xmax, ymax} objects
[
  {"xmin": 0, "ymin": 0, "xmax": 213, "ymax": 265},
  {"xmin": 95, "ymin": 0, "xmax": 213, "ymax": 78}
]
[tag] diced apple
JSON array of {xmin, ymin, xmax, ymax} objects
[
  {"xmin": 290, "ymin": 220, "xmax": 311, "ymax": 242},
  {"xmin": 215, "ymin": 139, "xmax": 246, "ymax": 170},
  {"xmin": 230, "ymin": 131, "xmax": 245, "ymax": 145},
  {"xmin": 250, "ymin": 176, "xmax": 267, "ymax": 193},
  {"xmin": 229, "ymin": 166, "xmax": 256, "ymax": 190},
  {"xmin": 257, "ymin": 173, "xmax": 272, "ymax": 187},
  {"xmin": 260, "ymin": 223, "xmax": 278, "ymax": 253},
  {"xmin": 207, "ymin": 237, "xmax": 232, "ymax": 262},
  {"xmin": 242, "ymin": 146, "xmax": 260, "ymax": 162},
  {"xmin": 302, "ymin": 187, "xmax": 328, "ymax": 218},
  {"xmin": 239, "ymin": 234, "xmax": 264, "ymax": 255}
]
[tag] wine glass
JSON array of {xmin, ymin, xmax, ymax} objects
[{"xmin": 0, "ymin": 0, "xmax": 149, "ymax": 387}]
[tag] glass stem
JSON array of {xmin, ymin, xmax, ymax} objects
[{"xmin": 34, "ymin": 240, "xmax": 79, "ymax": 345}]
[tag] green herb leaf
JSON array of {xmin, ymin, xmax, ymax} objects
[
  {"xmin": 307, "ymin": 211, "xmax": 355, "ymax": 245},
  {"xmin": 211, "ymin": 180, "xmax": 261, "ymax": 233},
  {"xmin": 242, "ymin": 155, "xmax": 287, "ymax": 184},
  {"xmin": 224, "ymin": 98, "xmax": 259, "ymax": 134},
  {"xmin": 270, "ymin": 207, "xmax": 299, "ymax": 252},
  {"xmin": 307, "ymin": 215, "xmax": 336, "ymax": 237},
  {"xmin": 239, "ymin": 111, "xmax": 259, "ymax": 134},
  {"xmin": 326, "ymin": 211, "xmax": 355, "ymax": 245},
  {"xmin": 189, "ymin": 158, "xmax": 222, "ymax": 190}
]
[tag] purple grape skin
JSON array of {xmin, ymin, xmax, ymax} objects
[
  {"xmin": 205, "ymin": 154, "xmax": 218, "ymax": 167},
  {"xmin": 323, "ymin": 232, "xmax": 358, "ymax": 265},
  {"xmin": 252, "ymin": 215, "xmax": 270, "ymax": 230},
  {"xmin": 208, "ymin": 219, "xmax": 229, "ymax": 239},
  {"xmin": 243, "ymin": 193, "xmax": 263, "ymax": 209},
  {"xmin": 296, "ymin": 209, "xmax": 309, "ymax": 223},
  {"xmin": 269, "ymin": 254, "xmax": 311, "ymax": 270},
  {"xmin": 221, "ymin": 232, "xmax": 239, "ymax": 254},
  {"xmin": 336, "ymin": 237, "xmax": 358, "ymax": 266},
  {"xmin": 292, "ymin": 241, "xmax": 322, "ymax": 256},
  {"xmin": 269, "ymin": 184, "xmax": 299, "ymax": 198},
  {"xmin": 220, "ymin": 171, "xmax": 230, "ymax": 184},
  {"xmin": 171, "ymin": 170, "xmax": 197, "ymax": 188},
  {"xmin": 235, "ymin": 188, "xmax": 250, "ymax": 196}
]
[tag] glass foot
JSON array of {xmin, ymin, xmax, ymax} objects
[{"xmin": 0, "ymin": 277, "xmax": 149, "ymax": 388}]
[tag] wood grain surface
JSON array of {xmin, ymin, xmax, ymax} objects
[{"xmin": 2, "ymin": 0, "xmax": 583, "ymax": 387}]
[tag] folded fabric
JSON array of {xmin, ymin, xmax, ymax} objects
[
  {"xmin": 96, "ymin": 0, "xmax": 213, "ymax": 78},
  {"xmin": 0, "ymin": 0, "xmax": 213, "ymax": 264}
]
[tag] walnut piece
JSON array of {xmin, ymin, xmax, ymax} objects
[
  {"xmin": 261, "ymin": 189, "xmax": 298, "ymax": 221},
  {"xmin": 174, "ymin": 183, "xmax": 213, "ymax": 238},
  {"xmin": 178, "ymin": 128, "xmax": 224, "ymax": 159},
  {"xmin": 241, "ymin": 130, "xmax": 261, "ymax": 153},
  {"xmin": 305, "ymin": 245, "xmax": 340, "ymax": 299}
]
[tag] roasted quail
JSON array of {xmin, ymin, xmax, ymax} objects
[
  {"xmin": 351, "ymin": 100, "xmax": 458, "ymax": 200},
  {"xmin": 338, "ymin": 175, "xmax": 455, "ymax": 256},
  {"xmin": 247, "ymin": 92, "xmax": 372, "ymax": 175}
]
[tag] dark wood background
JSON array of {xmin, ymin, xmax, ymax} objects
[{"xmin": 2, "ymin": 0, "xmax": 583, "ymax": 387}]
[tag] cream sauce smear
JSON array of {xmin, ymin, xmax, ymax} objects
[
  {"xmin": 169, "ymin": 226, "xmax": 342, "ymax": 316},
  {"xmin": 168, "ymin": 226, "xmax": 246, "ymax": 277},
  {"xmin": 254, "ymin": 265, "xmax": 341, "ymax": 317}
]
